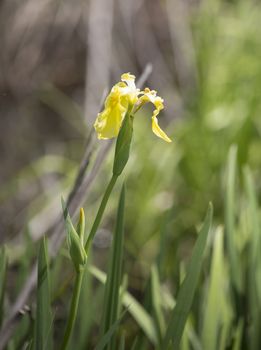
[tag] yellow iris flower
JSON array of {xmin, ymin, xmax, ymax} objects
[{"xmin": 94, "ymin": 73, "xmax": 172, "ymax": 143}]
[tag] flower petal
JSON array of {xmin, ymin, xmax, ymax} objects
[
  {"xmin": 94, "ymin": 86, "xmax": 126, "ymax": 139},
  {"xmin": 139, "ymin": 88, "xmax": 172, "ymax": 143},
  {"xmin": 120, "ymin": 72, "xmax": 139, "ymax": 104},
  {"xmin": 121, "ymin": 73, "xmax": 136, "ymax": 89},
  {"xmin": 93, "ymin": 73, "xmax": 171, "ymax": 143},
  {"xmin": 152, "ymin": 114, "xmax": 172, "ymax": 143}
]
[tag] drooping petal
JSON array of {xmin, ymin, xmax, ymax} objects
[
  {"xmin": 152, "ymin": 114, "xmax": 172, "ymax": 143},
  {"xmin": 139, "ymin": 88, "xmax": 172, "ymax": 143}
]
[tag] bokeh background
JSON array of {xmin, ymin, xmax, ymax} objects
[{"xmin": 0, "ymin": 0, "xmax": 261, "ymax": 348}]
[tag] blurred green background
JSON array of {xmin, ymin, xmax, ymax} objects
[{"xmin": 0, "ymin": 0, "xmax": 260, "ymax": 348}]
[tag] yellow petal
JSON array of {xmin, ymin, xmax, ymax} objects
[
  {"xmin": 121, "ymin": 72, "xmax": 139, "ymax": 104},
  {"xmin": 121, "ymin": 72, "xmax": 136, "ymax": 85},
  {"xmin": 94, "ymin": 86, "xmax": 126, "ymax": 139},
  {"xmin": 93, "ymin": 73, "xmax": 141, "ymax": 139},
  {"xmin": 152, "ymin": 114, "xmax": 172, "ymax": 143},
  {"xmin": 139, "ymin": 88, "xmax": 172, "ymax": 143}
]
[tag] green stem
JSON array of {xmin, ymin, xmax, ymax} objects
[
  {"xmin": 84, "ymin": 175, "xmax": 118, "ymax": 252},
  {"xmin": 60, "ymin": 269, "xmax": 84, "ymax": 350}
]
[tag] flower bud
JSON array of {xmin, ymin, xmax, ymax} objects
[
  {"xmin": 76, "ymin": 208, "xmax": 85, "ymax": 245},
  {"xmin": 62, "ymin": 198, "xmax": 87, "ymax": 272},
  {"xmin": 67, "ymin": 224, "xmax": 87, "ymax": 272}
]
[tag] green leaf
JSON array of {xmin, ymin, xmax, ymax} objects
[
  {"xmin": 16, "ymin": 228, "xmax": 34, "ymax": 296},
  {"xmin": 89, "ymin": 265, "xmax": 158, "ymax": 346},
  {"xmin": 130, "ymin": 338, "xmax": 138, "ymax": 350},
  {"xmin": 162, "ymin": 203, "xmax": 213, "ymax": 349},
  {"xmin": 202, "ymin": 226, "xmax": 233, "ymax": 349},
  {"xmin": 225, "ymin": 145, "xmax": 242, "ymax": 292},
  {"xmin": 119, "ymin": 333, "xmax": 126, "ymax": 350},
  {"xmin": 150, "ymin": 265, "xmax": 166, "ymax": 344},
  {"xmin": 101, "ymin": 184, "xmax": 126, "ymax": 349},
  {"xmin": 232, "ymin": 319, "xmax": 244, "ymax": 350},
  {"xmin": 34, "ymin": 237, "xmax": 53, "ymax": 350},
  {"xmin": 243, "ymin": 166, "xmax": 261, "ymax": 349},
  {"xmin": 95, "ymin": 310, "xmax": 127, "ymax": 350},
  {"xmin": 25, "ymin": 339, "xmax": 34, "ymax": 350},
  {"xmin": 0, "ymin": 245, "xmax": 7, "ymax": 327}
]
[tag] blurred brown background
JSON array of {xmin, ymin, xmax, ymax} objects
[{"xmin": 0, "ymin": 0, "xmax": 193, "ymax": 241}]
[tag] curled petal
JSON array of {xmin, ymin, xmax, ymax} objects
[
  {"xmin": 152, "ymin": 114, "xmax": 172, "ymax": 143},
  {"xmin": 139, "ymin": 88, "xmax": 172, "ymax": 143},
  {"xmin": 138, "ymin": 88, "xmax": 164, "ymax": 110}
]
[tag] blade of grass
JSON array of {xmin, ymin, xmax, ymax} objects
[
  {"xmin": 232, "ymin": 319, "xmax": 244, "ymax": 350},
  {"xmin": 11, "ymin": 314, "xmax": 31, "ymax": 350},
  {"xmin": 0, "ymin": 245, "xmax": 7, "ymax": 327},
  {"xmin": 25, "ymin": 339, "xmax": 34, "ymax": 350},
  {"xmin": 162, "ymin": 203, "xmax": 213, "ymax": 349},
  {"xmin": 186, "ymin": 320, "xmax": 202, "ymax": 350},
  {"xmin": 150, "ymin": 264, "xmax": 166, "ymax": 344},
  {"xmin": 119, "ymin": 333, "xmax": 126, "ymax": 350},
  {"xmin": 130, "ymin": 338, "xmax": 138, "ymax": 350},
  {"xmin": 16, "ymin": 228, "xmax": 34, "ymax": 295},
  {"xmin": 118, "ymin": 274, "xmax": 128, "ymax": 318},
  {"xmin": 101, "ymin": 184, "xmax": 125, "ymax": 349},
  {"xmin": 159, "ymin": 289, "xmax": 201, "ymax": 350},
  {"xmin": 179, "ymin": 263, "xmax": 189, "ymax": 350},
  {"xmin": 243, "ymin": 166, "xmax": 261, "ymax": 296},
  {"xmin": 202, "ymin": 226, "xmax": 228, "ymax": 349},
  {"xmin": 89, "ymin": 265, "xmax": 158, "ymax": 346},
  {"xmin": 180, "ymin": 321, "xmax": 190, "ymax": 350},
  {"xmin": 33, "ymin": 237, "xmax": 52, "ymax": 350},
  {"xmin": 95, "ymin": 310, "xmax": 127, "ymax": 350},
  {"xmin": 225, "ymin": 145, "xmax": 242, "ymax": 292},
  {"xmin": 243, "ymin": 166, "xmax": 261, "ymax": 349}
]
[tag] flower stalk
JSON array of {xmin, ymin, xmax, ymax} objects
[
  {"xmin": 59, "ymin": 268, "xmax": 84, "ymax": 350},
  {"xmin": 60, "ymin": 72, "xmax": 171, "ymax": 349},
  {"xmin": 60, "ymin": 106, "xmax": 133, "ymax": 349},
  {"xmin": 84, "ymin": 174, "xmax": 118, "ymax": 252}
]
